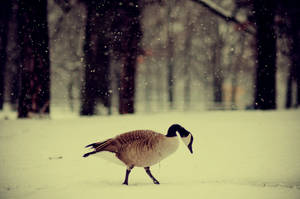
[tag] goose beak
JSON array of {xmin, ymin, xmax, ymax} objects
[
  {"xmin": 188, "ymin": 144, "xmax": 193, "ymax": 154},
  {"xmin": 188, "ymin": 134, "xmax": 193, "ymax": 154}
]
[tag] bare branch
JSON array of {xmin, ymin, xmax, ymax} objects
[{"xmin": 190, "ymin": 0, "xmax": 255, "ymax": 35}]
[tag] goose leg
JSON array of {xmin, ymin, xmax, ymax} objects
[
  {"xmin": 144, "ymin": 167, "xmax": 160, "ymax": 184},
  {"xmin": 123, "ymin": 166, "xmax": 134, "ymax": 185}
]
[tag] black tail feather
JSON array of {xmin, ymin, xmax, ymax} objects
[
  {"xmin": 85, "ymin": 143, "xmax": 98, "ymax": 148},
  {"xmin": 83, "ymin": 151, "xmax": 97, "ymax": 158},
  {"xmin": 83, "ymin": 139, "xmax": 111, "ymax": 158},
  {"xmin": 85, "ymin": 140, "xmax": 109, "ymax": 149}
]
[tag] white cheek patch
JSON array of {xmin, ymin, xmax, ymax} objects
[{"xmin": 181, "ymin": 134, "xmax": 191, "ymax": 147}]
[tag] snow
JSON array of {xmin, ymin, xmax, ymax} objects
[{"xmin": 1, "ymin": 110, "xmax": 300, "ymax": 199}]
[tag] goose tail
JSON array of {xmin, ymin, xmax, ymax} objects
[{"xmin": 83, "ymin": 139, "xmax": 112, "ymax": 158}]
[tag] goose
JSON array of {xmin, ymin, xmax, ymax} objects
[{"xmin": 83, "ymin": 124, "xmax": 193, "ymax": 185}]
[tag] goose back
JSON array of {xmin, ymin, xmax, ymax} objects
[{"xmin": 114, "ymin": 130, "xmax": 179, "ymax": 167}]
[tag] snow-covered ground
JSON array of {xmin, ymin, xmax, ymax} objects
[{"xmin": 0, "ymin": 110, "xmax": 300, "ymax": 199}]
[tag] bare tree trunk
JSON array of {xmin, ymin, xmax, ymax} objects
[
  {"xmin": 166, "ymin": 1, "xmax": 175, "ymax": 109},
  {"xmin": 211, "ymin": 36, "xmax": 224, "ymax": 108},
  {"xmin": 212, "ymin": 57, "xmax": 223, "ymax": 105},
  {"xmin": 119, "ymin": 54, "xmax": 137, "ymax": 114},
  {"xmin": 17, "ymin": 0, "xmax": 50, "ymax": 118},
  {"xmin": 183, "ymin": 12, "xmax": 194, "ymax": 110},
  {"xmin": 80, "ymin": 8, "xmax": 96, "ymax": 115},
  {"xmin": 10, "ymin": 68, "xmax": 19, "ymax": 110},
  {"xmin": 116, "ymin": 1, "xmax": 142, "ymax": 114},
  {"xmin": 253, "ymin": 0, "xmax": 277, "ymax": 110},
  {"xmin": 0, "ymin": 0, "xmax": 11, "ymax": 110},
  {"xmin": 230, "ymin": 36, "xmax": 245, "ymax": 109},
  {"xmin": 229, "ymin": 45, "xmax": 237, "ymax": 109},
  {"xmin": 68, "ymin": 69, "xmax": 80, "ymax": 112},
  {"xmin": 285, "ymin": 64, "xmax": 293, "ymax": 108},
  {"xmin": 7, "ymin": 0, "xmax": 21, "ymax": 110},
  {"xmin": 296, "ymin": 59, "xmax": 300, "ymax": 108},
  {"xmin": 289, "ymin": 4, "xmax": 300, "ymax": 107},
  {"xmin": 145, "ymin": 60, "xmax": 152, "ymax": 112},
  {"xmin": 155, "ymin": 63, "xmax": 164, "ymax": 110},
  {"xmin": 80, "ymin": 2, "xmax": 111, "ymax": 116}
]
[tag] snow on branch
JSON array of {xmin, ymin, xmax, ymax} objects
[{"xmin": 190, "ymin": 0, "xmax": 255, "ymax": 35}]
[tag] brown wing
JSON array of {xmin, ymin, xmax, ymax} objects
[
  {"xmin": 114, "ymin": 130, "xmax": 165, "ymax": 166},
  {"xmin": 115, "ymin": 130, "xmax": 164, "ymax": 151}
]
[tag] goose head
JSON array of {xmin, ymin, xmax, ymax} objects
[{"xmin": 166, "ymin": 124, "xmax": 194, "ymax": 154}]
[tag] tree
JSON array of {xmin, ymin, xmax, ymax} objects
[
  {"xmin": 112, "ymin": 1, "xmax": 143, "ymax": 114},
  {"xmin": 7, "ymin": 0, "xmax": 20, "ymax": 110},
  {"xmin": 80, "ymin": 0, "xmax": 142, "ymax": 115},
  {"xmin": 281, "ymin": 0, "xmax": 300, "ymax": 108},
  {"xmin": 253, "ymin": 0, "xmax": 277, "ymax": 109},
  {"xmin": 0, "ymin": 0, "xmax": 12, "ymax": 110},
  {"xmin": 230, "ymin": 35, "xmax": 246, "ymax": 109},
  {"xmin": 291, "ymin": 8, "xmax": 300, "ymax": 107},
  {"xmin": 17, "ymin": 0, "xmax": 51, "ymax": 117},
  {"xmin": 211, "ymin": 18, "xmax": 225, "ymax": 108},
  {"xmin": 183, "ymin": 11, "xmax": 194, "ymax": 110},
  {"xmin": 166, "ymin": 0, "xmax": 176, "ymax": 109},
  {"xmin": 80, "ymin": 1, "xmax": 111, "ymax": 115}
]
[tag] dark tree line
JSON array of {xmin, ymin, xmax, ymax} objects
[
  {"xmin": 250, "ymin": 0, "xmax": 300, "ymax": 109},
  {"xmin": 80, "ymin": 0, "xmax": 142, "ymax": 115},
  {"xmin": 195, "ymin": 0, "xmax": 300, "ymax": 109},
  {"xmin": 0, "ymin": 0, "xmax": 142, "ymax": 117},
  {"xmin": 1, "ymin": 0, "xmax": 51, "ymax": 117},
  {"xmin": 0, "ymin": 0, "xmax": 299, "ymax": 118},
  {"xmin": 80, "ymin": 0, "xmax": 112, "ymax": 115},
  {"xmin": 280, "ymin": 1, "xmax": 300, "ymax": 108},
  {"xmin": 252, "ymin": 0, "xmax": 300, "ymax": 109},
  {"xmin": 55, "ymin": 0, "xmax": 143, "ymax": 115},
  {"xmin": 17, "ymin": 0, "xmax": 51, "ymax": 117},
  {"xmin": 253, "ymin": 0, "xmax": 277, "ymax": 109}
]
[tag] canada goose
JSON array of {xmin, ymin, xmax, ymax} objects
[{"xmin": 83, "ymin": 124, "xmax": 193, "ymax": 185}]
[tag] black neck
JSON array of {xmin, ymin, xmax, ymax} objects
[{"xmin": 166, "ymin": 124, "xmax": 190, "ymax": 137}]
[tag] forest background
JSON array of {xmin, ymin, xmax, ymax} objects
[{"xmin": 0, "ymin": 0, "xmax": 299, "ymax": 117}]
